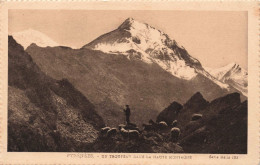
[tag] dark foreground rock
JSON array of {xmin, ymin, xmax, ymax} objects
[
  {"xmin": 156, "ymin": 92, "xmax": 247, "ymax": 154},
  {"xmin": 156, "ymin": 102, "xmax": 183, "ymax": 125}
]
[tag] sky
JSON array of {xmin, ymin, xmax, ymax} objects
[{"xmin": 8, "ymin": 10, "xmax": 247, "ymax": 69}]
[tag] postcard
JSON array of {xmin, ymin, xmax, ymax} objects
[{"xmin": 0, "ymin": 1, "xmax": 259, "ymax": 164}]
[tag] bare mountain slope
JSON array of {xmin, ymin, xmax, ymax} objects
[
  {"xmin": 26, "ymin": 44, "xmax": 237, "ymax": 127},
  {"xmin": 8, "ymin": 36, "xmax": 104, "ymax": 151}
]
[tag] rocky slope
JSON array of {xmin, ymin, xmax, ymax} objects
[
  {"xmin": 8, "ymin": 36, "xmax": 104, "ymax": 151},
  {"xmin": 156, "ymin": 92, "xmax": 247, "ymax": 153},
  {"xmin": 88, "ymin": 92, "xmax": 247, "ymax": 153}
]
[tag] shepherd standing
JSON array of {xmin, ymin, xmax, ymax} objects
[{"xmin": 123, "ymin": 105, "xmax": 131, "ymax": 124}]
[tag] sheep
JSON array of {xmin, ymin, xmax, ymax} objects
[
  {"xmin": 106, "ymin": 128, "xmax": 117, "ymax": 138},
  {"xmin": 118, "ymin": 124, "xmax": 126, "ymax": 130},
  {"xmin": 100, "ymin": 127, "xmax": 111, "ymax": 136},
  {"xmin": 128, "ymin": 126, "xmax": 141, "ymax": 133},
  {"xmin": 191, "ymin": 114, "xmax": 203, "ymax": 121},
  {"xmin": 120, "ymin": 127, "xmax": 140, "ymax": 140},
  {"xmin": 158, "ymin": 121, "xmax": 168, "ymax": 129},
  {"xmin": 120, "ymin": 127, "xmax": 129, "ymax": 138},
  {"xmin": 171, "ymin": 120, "xmax": 178, "ymax": 127},
  {"xmin": 171, "ymin": 127, "xmax": 181, "ymax": 142}
]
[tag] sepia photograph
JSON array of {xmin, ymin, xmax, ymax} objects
[{"xmin": 7, "ymin": 9, "xmax": 249, "ymax": 154}]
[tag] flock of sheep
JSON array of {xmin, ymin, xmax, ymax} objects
[
  {"xmin": 143, "ymin": 120, "xmax": 180, "ymax": 142},
  {"xmin": 100, "ymin": 113, "xmax": 203, "ymax": 143},
  {"xmin": 100, "ymin": 120, "xmax": 182, "ymax": 143},
  {"xmin": 100, "ymin": 123, "xmax": 141, "ymax": 140}
]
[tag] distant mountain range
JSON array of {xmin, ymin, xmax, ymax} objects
[
  {"xmin": 205, "ymin": 63, "xmax": 248, "ymax": 96},
  {"xmin": 10, "ymin": 18, "xmax": 247, "ymax": 127},
  {"xmin": 11, "ymin": 29, "xmax": 59, "ymax": 49}
]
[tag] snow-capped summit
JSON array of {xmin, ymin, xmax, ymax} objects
[
  {"xmin": 84, "ymin": 18, "xmax": 203, "ymax": 80},
  {"xmin": 117, "ymin": 17, "xmax": 137, "ymax": 29},
  {"xmin": 83, "ymin": 18, "xmax": 229, "ymax": 89},
  {"xmin": 11, "ymin": 29, "xmax": 59, "ymax": 49},
  {"xmin": 205, "ymin": 63, "xmax": 248, "ymax": 96},
  {"xmin": 208, "ymin": 62, "xmax": 238, "ymax": 80}
]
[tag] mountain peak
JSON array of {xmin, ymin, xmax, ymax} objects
[
  {"xmin": 184, "ymin": 92, "xmax": 208, "ymax": 111},
  {"xmin": 189, "ymin": 92, "xmax": 204, "ymax": 100},
  {"xmin": 125, "ymin": 17, "xmax": 135, "ymax": 22},
  {"xmin": 156, "ymin": 101, "xmax": 183, "ymax": 125},
  {"xmin": 118, "ymin": 17, "xmax": 145, "ymax": 30},
  {"xmin": 84, "ymin": 18, "xmax": 203, "ymax": 80},
  {"xmin": 225, "ymin": 62, "xmax": 240, "ymax": 70},
  {"xmin": 205, "ymin": 62, "xmax": 248, "ymax": 96},
  {"xmin": 83, "ymin": 18, "xmax": 229, "ymax": 88},
  {"xmin": 11, "ymin": 29, "xmax": 59, "ymax": 49},
  {"xmin": 206, "ymin": 62, "xmax": 244, "ymax": 80}
]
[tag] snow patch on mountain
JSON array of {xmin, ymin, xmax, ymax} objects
[
  {"xmin": 208, "ymin": 62, "xmax": 236, "ymax": 80},
  {"xmin": 197, "ymin": 69, "xmax": 230, "ymax": 89},
  {"xmin": 205, "ymin": 63, "xmax": 247, "ymax": 96},
  {"xmin": 85, "ymin": 18, "xmax": 199, "ymax": 80},
  {"xmin": 84, "ymin": 18, "xmax": 229, "ymax": 87},
  {"xmin": 11, "ymin": 29, "xmax": 59, "ymax": 49},
  {"xmin": 94, "ymin": 41, "xmax": 133, "ymax": 53}
]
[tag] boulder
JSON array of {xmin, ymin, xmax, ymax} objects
[{"xmin": 156, "ymin": 101, "xmax": 183, "ymax": 125}]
